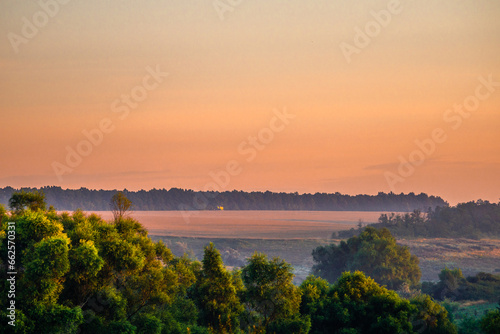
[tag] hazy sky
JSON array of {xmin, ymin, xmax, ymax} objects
[{"xmin": 0, "ymin": 0, "xmax": 499, "ymax": 205}]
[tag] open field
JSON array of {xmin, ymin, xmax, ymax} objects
[{"xmin": 90, "ymin": 210, "xmax": 388, "ymax": 239}]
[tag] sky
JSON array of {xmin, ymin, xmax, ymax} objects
[{"xmin": 0, "ymin": 0, "xmax": 499, "ymax": 205}]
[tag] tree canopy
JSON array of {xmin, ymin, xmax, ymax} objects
[
  {"xmin": 241, "ymin": 252, "xmax": 309, "ymax": 333},
  {"xmin": 313, "ymin": 227, "xmax": 421, "ymax": 290},
  {"xmin": 191, "ymin": 242, "xmax": 243, "ymax": 332},
  {"xmin": 480, "ymin": 307, "xmax": 500, "ymax": 334},
  {"xmin": 300, "ymin": 271, "xmax": 456, "ymax": 334}
]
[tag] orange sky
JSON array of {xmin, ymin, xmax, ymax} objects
[{"xmin": 0, "ymin": 0, "xmax": 499, "ymax": 205}]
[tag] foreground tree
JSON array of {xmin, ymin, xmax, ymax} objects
[
  {"xmin": 300, "ymin": 272, "xmax": 456, "ymax": 334},
  {"xmin": 481, "ymin": 307, "xmax": 500, "ymax": 334},
  {"xmin": 458, "ymin": 315, "xmax": 481, "ymax": 334},
  {"xmin": 242, "ymin": 253, "xmax": 309, "ymax": 333},
  {"xmin": 312, "ymin": 227, "xmax": 421, "ymax": 289},
  {"xmin": 301, "ymin": 271, "xmax": 414, "ymax": 333},
  {"xmin": 0, "ymin": 193, "xmax": 199, "ymax": 333},
  {"xmin": 409, "ymin": 295, "xmax": 457, "ymax": 334},
  {"xmin": 191, "ymin": 243, "xmax": 243, "ymax": 333},
  {"xmin": 0, "ymin": 209, "xmax": 84, "ymax": 333}
]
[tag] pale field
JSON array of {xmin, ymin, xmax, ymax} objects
[{"xmin": 89, "ymin": 210, "xmax": 390, "ymax": 239}]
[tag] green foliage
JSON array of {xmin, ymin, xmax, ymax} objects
[
  {"xmin": 107, "ymin": 320, "xmax": 137, "ymax": 333},
  {"xmin": 458, "ymin": 315, "xmax": 481, "ymax": 334},
  {"xmin": 441, "ymin": 300, "xmax": 459, "ymax": 323},
  {"xmin": 93, "ymin": 286, "xmax": 128, "ymax": 321},
  {"xmin": 8, "ymin": 190, "xmax": 47, "ymax": 213},
  {"xmin": 192, "ymin": 242, "xmax": 243, "ymax": 333},
  {"xmin": 154, "ymin": 239, "xmax": 174, "ymax": 263},
  {"xmin": 423, "ymin": 269, "xmax": 500, "ymax": 302},
  {"xmin": 242, "ymin": 252, "xmax": 304, "ymax": 331},
  {"xmin": 24, "ymin": 236, "xmax": 71, "ymax": 303},
  {"xmin": 266, "ymin": 314, "xmax": 311, "ymax": 334},
  {"xmin": 16, "ymin": 210, "xmax": 63, "ymax": 250},
  {"xmin": 480, "ymin": 308, "xmax": 500, "ymax": 334},
  {"xmin": 301, "ymin": 271, "xmax": 414, "ymax": 334},
  {"xmin": 0, "ymin": 198, "xmax": 202, "ymax": 333},
  {"xmin": 409, "ymin": 294, "xmax": 457, "ymax": 334},
  {"xmin": 0, "ymin": 203, "xmax": 7, "ymax": 221},
  {"xmin": 299, "ymin": 275, "xmax": 330, "ymax": 317},
  {"xmin": 431, "ymin": 268, "xmax": 465, "ymax": 301},
  {"xmin": 133, "ymin": 313, "xmax": 162, "ymax": 334},
  {"xmin": 313, "ymin": 227, "xmax": 421, "ymax": 290},
  {"xmin": 68, "ymin": 240, "xmax": 104, "ymax": 283},
  {"xmin": 28, "ymin": 304, "xmax": 84, "ymax": 334}
]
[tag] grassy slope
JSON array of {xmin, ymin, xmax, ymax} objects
[{"xmin": 150, "ymin": 235, "xmax": 500, "ymax": 284}]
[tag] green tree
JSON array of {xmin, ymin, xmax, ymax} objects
[
  {"xmin": 0, "ymin": 201, "xmax": 201, "ymax": 333},
  {"xmin": 299, "ymin": 275, "xmax": 330, "ymax": 319},
  {"xmin": 241, "ymin": 253, "xmax": 306, "ymax": 332},
  {"xmin": 312, "ymin": 227, "xmax": 421, "ymax": 289},
  {"xmin": 436, "ymin": 268, "xmax": 464, "ymax": 300},
  {"xmin": 458, "ymin": 315, "xmax": 481, "ymax": 334},
  {"xmin": 24, "ymin": 235, "xmax": 71, "ymax": 304},
  {"xmin": 301, "ymin": 271, "xmax": 414, "ymax": 334},
  {"xmin": 409, "ymin": 295, "xmax": 457, "ymax": 334},
  {"xmin": 68, "ymin": 240, "xmax": 104, "ymax": 284},
  {"xmin": 110, "ymin": 191, "xmax": 133, "ymax": 221},
  {"xmin": 422, "ymin": 268, "xmax": 465, "ymax": 301},
  {"xmin": 481, "ymin": 308, "xmax": 500, "ymax": 334},
  {"xmin": 28, "ymin": 304, "xmax": 84, "ymax": 334},
  {"xmin": 192, "ymin": 243, "xmax": 243, "ymax": 333},
  {"xmin": 9, "ymin": 190, "xmax": 47, "ymax": 213},
  {"xmin": 0, "ymin": 203, "xmax": 7, "ymax": 221},
  {"xmin": 0, "ymin": 209, "xmax": 84, "ymax": 333}
]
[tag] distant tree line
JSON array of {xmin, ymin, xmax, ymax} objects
[
  {"xmin": 336, "ymin": 200, "xmax": 500, "ymax": 239},
  {"xmin": 0, "ymin": 186, "xmax": 447, "ymax": 211}
]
